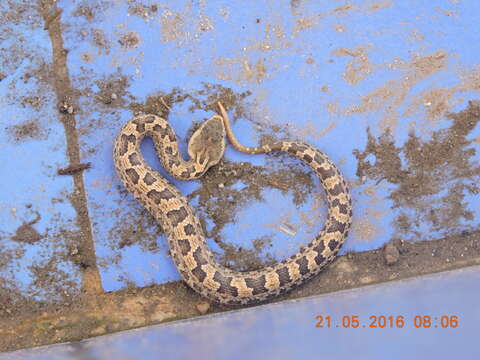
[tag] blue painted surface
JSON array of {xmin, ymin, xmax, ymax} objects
[
  {"xmin": 0, "ymin": 6, "xmax": 82, "ymax": 299},
  {"xmin": 4, "ymin": 266, "xmax": 480, "ymax": 359},
  {"xmin": 62, "ymin": 0, "xmax": 480, "ymax": 291},
  {"xmin": 1, "ymin": 0, "xmax": 479, "ymax": 296}
]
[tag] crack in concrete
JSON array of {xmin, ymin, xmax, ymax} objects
[{"xmin": 39, "ymin": 1, "xmax": 103, "ymax": 295}]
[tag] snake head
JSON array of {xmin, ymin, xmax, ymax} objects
[{"xmin": 188, "ymin": 114, "xmax": 226, "ymax": 173}]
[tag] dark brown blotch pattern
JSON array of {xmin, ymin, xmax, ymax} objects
[
  {"xmin": 296, "ymin": 256, "xmax": 309, "ymax": 275},
  {"xmin": 327, "ymin": 218, "xmax": 346, "ymax": 234},
  {"xmin": 118, "ymin": 134, "xmax": 136, "ymax": 156},
  {"xmin": 153, "ymin": 124, "xmax": 164, "ymax": 133},
  {"xmin": 245, "ymin": 275, "xmax": 268, "ymax": 296},
  {"xmin": 331, "ymin": 198, "xmax": 350, "ymax": 215},
  {"xmin": 213, "ymin": 272, "xmax": 238, "ymax": 296},
  {"xmin": 317, "ymin": 165, "xmax": 336, "ymax": 179},
  {"xmin": 328, "ymin": 239, "xmax": 339, "ymax": 251},
  {"xmin": 166, "ymin": 206, "xmax": 189, "ymax": 226},
  {"xmin": 191, "ymin": 266, "xmax": 207, "ymax": 282},
  {"xmin": 313, "ymin": 241, "xmax": 326, "ymax": 265},
  {"xmin": 128, "ymin": 153, "xmax": 142, "ymax": 166},
  {"xmin": 190, "ymin": 249, "xmax": 209, "ymax": 282},
  {"xmin": 276, "ymin": 266, "xmax": 291, "ymax": 287},
  {"xmin": 143, "ymin": 172, "xmax": 157, "ymax": 185},
  {"xmin": 329, "ymin": 183, "xmax": 344, "ymax": 197},
  {"xmin": 132, "ymin": 118, "xmax": 146, "ymax": 133},
  {"xmin": 314, "ymin": 152, "xmax": 325, "ymax": 165},
  {"xmin": 158, "ymin": 188, "xmax": 177, "ymax": 200},
  {"xmin": 125, "ymin": 168, "xmax": 140, "ymax": 184},
  {"xmin": 177, "ymin": 238, "xmax": 191, "ymax": 256},
  {"xmin": 183, "ymin": 223, "xmax": 195, "ymax": 236},
  {"xmin": 288, "ymin": 142, "xmax": 309, "ymax": 154},
  {"xmin": 303, "ymin": 153, "xmax": 313, "ymax": 163},
  {"xmin": 146, "ymin": 188, "xmax": 175, "ymax": 204}
]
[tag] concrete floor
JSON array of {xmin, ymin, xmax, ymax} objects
[
  {"xmin": 0, "ymin": 0, "xmax": 479, "ymax": 353},
  {"xmin": 4, "ymin": 266, "xmax": 480, "ymax": 359}
]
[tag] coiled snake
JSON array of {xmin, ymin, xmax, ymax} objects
[{"xmin": 113, "ymin": 103, "xmax": 352, "ymax": 305}]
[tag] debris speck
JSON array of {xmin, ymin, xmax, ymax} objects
[
  {"xmin": 278, "ymin": 225, "xmax": 296, "ymax": 237},
  {"xmin": 196, "ymin": 302, "xmax": 210, "ymax": 315},
  {"xmin": 57, "ymin": 162, "xmax": 91, "ymax": 175},
  {"xmin": 118, "ymin": 32, "xmax": 140, "ymax": 48},
  {"xmin": 59, "ymin": 100, "xmax": 74, "ymax": 114}
]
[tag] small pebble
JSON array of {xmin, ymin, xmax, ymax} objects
[
  {"xmin": 196, "ymin": 302, "xmax": 210, "ymax": 315},
  {"xmin": 59, "ymin": 101, "xmax": 74, "ymax": 114},
  {"xmin": 218, "ymin": 183, "xmax": 224, "ymax": 189},
  {"xmin": 384, "ymin": 242, "xmax": 400, "ymax": 265}
]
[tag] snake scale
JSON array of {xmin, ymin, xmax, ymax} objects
[{"xmin": 113, "ymin": 102, "xmax": 352, "ymax": 305}]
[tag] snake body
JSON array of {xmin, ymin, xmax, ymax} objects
[{"xmin": 113, "ymin": 104, "xmax": 352, "ymax": 305}]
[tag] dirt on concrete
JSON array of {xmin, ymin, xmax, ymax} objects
[
  {"xmin": 104, "ymin": 83, "xmax": 315, "ymax": 273},
  {"xmin": 1, "ymin": 0, "xmax": 480, "ymax": 354},
  {"xmin": 354, "ymin": 101, "xmax": 480, "ymax": 241},
  {"xmin": 11, "ymin": 212, "xmax": 43, "ymax": 245},
  {"xmin": 7, "ymin": 119, "xmax": 47, "ymax": 143},
  {"xmin": 1, "ymin": 229, "xmax": 478, "ymax": 352},
  {"xmin": 2, "ymin": 79, "xmax": 480, "ymax": 352}
]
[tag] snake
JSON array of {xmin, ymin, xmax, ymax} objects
[{"xmin": 113, "ymin": 102, "xmax": 352, "ymax": 306}]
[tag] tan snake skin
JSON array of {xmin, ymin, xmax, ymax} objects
[{"xmin": 113, "ymin": 103, "xmax": 352, "ymax": 305}]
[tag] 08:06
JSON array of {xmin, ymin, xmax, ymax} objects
[{"xmin": 315, "ymin": 315, "xmax": 459, "ymax": 328}]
